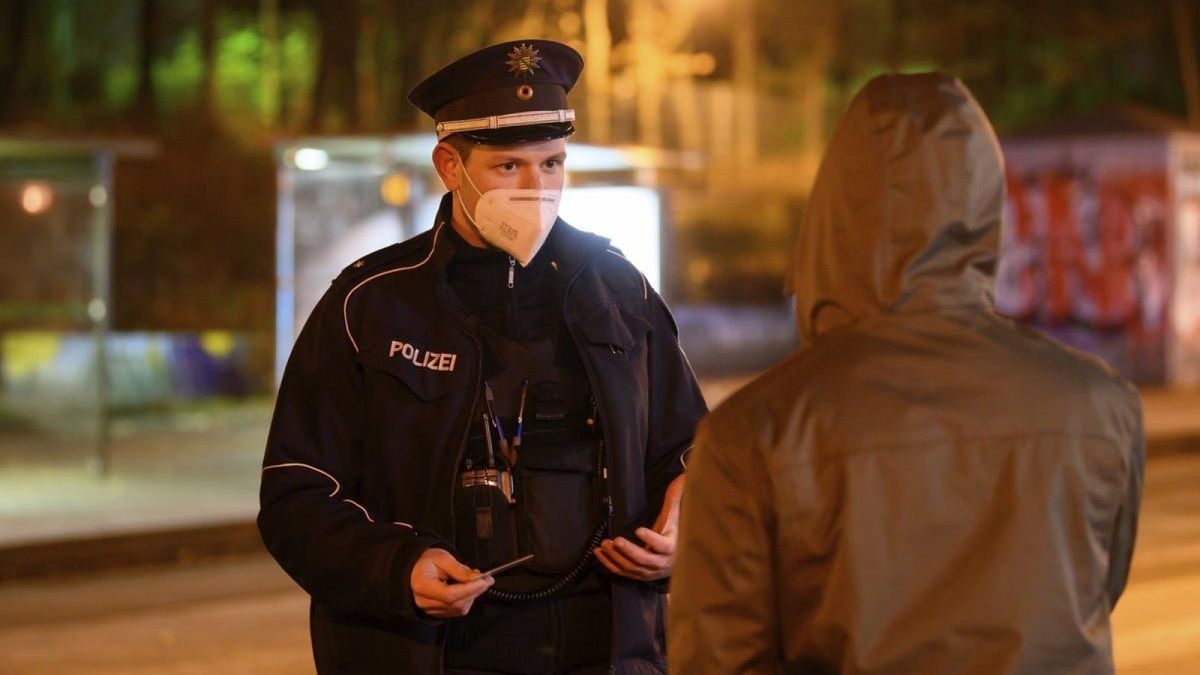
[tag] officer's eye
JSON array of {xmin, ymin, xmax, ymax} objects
[
  {"xmin": 498, "ymin": 162, "xmax": 517, "ymax": 172},
  {"xmin": 543, "ymin": 159, "xmax": 562, "ymax": 170}
]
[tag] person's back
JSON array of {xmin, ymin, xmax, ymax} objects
[{"xmin": 668, "ymin": 73, "xmax": 1143, "ymax": 675}]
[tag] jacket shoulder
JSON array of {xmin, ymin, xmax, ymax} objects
[
  {"xmin": 703, "ymin": 351, "xmax": 807, "ymax": 445},
  {"xmin": 330, "ymin": 228, "xmax": 439, "ymax": 293},
  {"xmin": 593, "ymin": 244, "xmax": 649, "ymax": 300}
]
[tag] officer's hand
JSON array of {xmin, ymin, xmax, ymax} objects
[
  {"xmin": 410, "ymin": 548, "xmax": 494, "ymax": 618},
  {"xmin": 594, "ymin": 474, "xmax": 685, "ymax": 582}
]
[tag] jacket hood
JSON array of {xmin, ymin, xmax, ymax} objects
[{"xmin": 788, "ymin": 72, "xmax": 1005, "ymax": 342}]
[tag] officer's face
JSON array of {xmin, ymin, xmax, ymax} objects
[
  {"xmin": 447, "ymin": 136, "xmax": 567, "ymax": 206},
  {"xmin": 434, "ymin": 136, "xmax": 568, "ymax": 247}
]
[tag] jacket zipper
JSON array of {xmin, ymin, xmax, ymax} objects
[{"xmin": 507, "ymin": 255, "xmax": 518, "ymax": 336}]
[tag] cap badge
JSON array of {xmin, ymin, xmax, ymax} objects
[{"xmin": 506, "ymin": 43, "xmax": 542, "ymax": 77}]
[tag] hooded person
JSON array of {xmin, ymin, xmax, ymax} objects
[{"xmin": 667, "ymin": 72, "xmax": 1144, "ymax": 675}]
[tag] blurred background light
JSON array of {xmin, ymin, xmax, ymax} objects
[
  {"xmin": 292, "ymin": 147, "xmax": 329, "ymax": 171},
  {"xmin": 380, "ymin": 173, "xmax": 411, "ymax": 206},
  {"xmin": 88, "ymin": 185, "xmax": 108, "ymax": 208},
  {"xmin": 20, "ymin": 182, "xmax": 54, "ymax": 214},
  {"xmin": 559, "ymin": 186, "xmax": 661, "ymax": 290}
]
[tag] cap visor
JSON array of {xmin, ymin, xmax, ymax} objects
[{"xmin": 456, "ymin": 123, "xmax": 575, "ymax": 145}]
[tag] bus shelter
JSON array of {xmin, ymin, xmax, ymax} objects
[{"xmin": 0, "ymin": 138, "xmax": 155, "ymax": 475}]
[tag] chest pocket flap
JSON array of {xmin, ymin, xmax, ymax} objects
[
  {"xmin": 573, "ymin": 302, "xmax": 650, "ymax": 352},
  {"xmin": 358, "ymin": 329, "xmax": 473, "ymax": 402}
]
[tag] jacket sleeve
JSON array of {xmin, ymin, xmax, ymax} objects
[
  {"xmin": 258, "ymin": 289, "xmax": 446, "ymax": 623},
  {"xmin": 668, "ymin": 416, "xmax": 780, "ymax": 675},
  {"xmin": 642, "ymin": 287, "xmax": 707, "ymax": 523},
  {"xmin": 1106, "ymin": 399, "xmax": 1145, "ymax": 608}
]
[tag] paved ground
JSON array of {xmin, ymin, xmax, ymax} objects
[
  {"xmin": 0, "ymin": 401, "xmax": 268, "ymax": 546},
  {"xmin": 1111, "ymin": 451, "xmax": 1200, "ymax": 673},
  {"xmin": 0, "ymin": 451, "xmax": 1196, "ymax": 674}
]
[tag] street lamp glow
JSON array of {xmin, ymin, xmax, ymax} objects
[
  {"xmin": 89, "ymin": 185, "xmax": 108, "ymax": 208},
  {"xmin": 21, "ymin": 182, "xmax": 53, "ymax": 214},
  {"xmin": 293, "ymin": 148, "xmax": 329, "ymax": 171},
  {"xmin": 380, "ymin": 173, "xmax": 411, "ymax": 206}
]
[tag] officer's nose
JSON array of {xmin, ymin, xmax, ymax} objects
[{"xmin": 520, "ymin": 168, "xmax": 544, "ymax": 190}]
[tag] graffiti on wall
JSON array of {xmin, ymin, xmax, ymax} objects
[
  {"xmin": 1175, "ymin": 195, "xmax": 1200, "ymax": 386},
  {"xmin": 996, "ymin": 169, "xmax": 1170, "ymax": 383}
]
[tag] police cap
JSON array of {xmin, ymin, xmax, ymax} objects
[{"xmin": 408, "ymin": 39, "xmax": 583, "ymax": 144}]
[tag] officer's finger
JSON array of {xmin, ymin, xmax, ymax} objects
[
  {"xmin": 635, "ymin": 527, "xmax": 676, "ymax": 556},
  {"xmin": 612, "ymin": 537, "xmax": 669, "ymax": 571},
  {"xmin": 597, "ymin": 545, "xmax": 660, "ymax": 581},
  {"xmin": 594, "ymin": 545, "xmax": 630, "ymax": 577},
  {"xmin": 601, "ymin": 540, "xmax": 659, "ymax": 576},
  {"xmin": 439, "ymin": 576, "xmax": 494, "ymax": 604},
  {"xmin": 451, "ymin": 598, "xmax": 476, "ymax": 617},
  {"xmin": 433, "ymin": 553, "xmax": 479, "ymax": 583}
]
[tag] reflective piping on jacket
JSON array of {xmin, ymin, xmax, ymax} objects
[
  {"xmin": 676, "ymin": 441, "xmax": 696, "ymax": 468},
  {"xmin": 342, "ymin": 499, "xmax": 375, "ymax": 523},
  {"xmin": 342, "ymin": 223, "xmax": 445, "ymax": 353},
  {"xmin": 605, "ymin": 248, "xmax": 648, "ymax": 300},
  {"xmin": 264, "ymin": 464, "xmax": 409, "ymax": 527},
  {"xmin": 262, "ymin": 462, "xmax": 341, "ymax": 497}
]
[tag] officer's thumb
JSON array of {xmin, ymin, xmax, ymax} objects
[{"xmin": 434, "ymin": 552, "xmax": 478, "ymax": 583}]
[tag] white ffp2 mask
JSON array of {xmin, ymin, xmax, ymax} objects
[{"xmin": 455, "ymin": 157, "xmax": 561, "ymax": 267}]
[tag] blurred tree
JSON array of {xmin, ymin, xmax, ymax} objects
[
  {"xmin": 851, "ymin": 0, "xmax": 1188, "ymax": 133},
  {"xmin": 309, "ymin": 0, "xmax": 359, "ymax": 130},
  {"xmin": 3, "ymin": 0, "xmax": 1197, "ymax": 317}
]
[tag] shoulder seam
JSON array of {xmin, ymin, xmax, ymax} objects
[
  {"xmin": 605, "ymin": 248, "xmax": 648, "ymax": 300},
  {"xmin": 342, "ymin": 224, "xmax": 444, "ymax": 353}
]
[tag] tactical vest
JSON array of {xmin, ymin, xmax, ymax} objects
[{"xmin": 453, "ymin": 324, "xmax": 610, "ymax": 594}]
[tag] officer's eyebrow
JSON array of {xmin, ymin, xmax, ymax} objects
[{"xmin": 488, "ymin": 151, "xmax": 567, "ymax": 166}]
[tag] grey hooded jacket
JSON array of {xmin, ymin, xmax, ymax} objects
[{"xmin": 668, "ymin": 73, "xmax": 1144, "ymax": 675}]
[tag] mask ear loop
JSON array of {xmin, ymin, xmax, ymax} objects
[{"xmin": 450, "ymin": 148, "xmax": 487, "ymax": 236}]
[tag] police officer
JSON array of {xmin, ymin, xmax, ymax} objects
[{"xmin": 259, "ymin": 39, "xmax": 706, "ymax": 675}]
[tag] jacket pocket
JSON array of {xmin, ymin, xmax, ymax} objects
[
  {"xmin": 574, "ymin": 302, "xmax": 649, "ymax": 355},
  {"xmin": 515, "ymin": 439, "xmax": 601, "ymax": 574}
]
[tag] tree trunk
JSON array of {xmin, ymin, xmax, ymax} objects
[
  {"xmin": 0, "ymin": 0, "xmax": 30, "ymax": 124},
  {"xmin": 309, "ymin": 0, "xmax": 361, "ymax": 131},
  {"xmin": 260, "ymin": 0, "xmax": 280, "ymax": 128},
  {"xmin": 583, "ymin": 0, "xmax": 612, "ymax": 144},
  {"xmin": 1171, "ymin": 0, "xmax": 1200, "ymax": 128},
  {"xmin": 135, "ymin": 0, "xmax": 158, "ymax": 124},
  {"xmin": 358, "ymin": 2, "xmax": 380, "ymax": 130},
  {"xmin": 200, "ymin": 0, "xmax": 220, "ymax": 124},
  {"xmin": 390, "ymin": 1, "xmax": 437, "ymax": 128},
  {"xmin": 731, "ymin": 0, "xmax": 756, "ymax": 167}
]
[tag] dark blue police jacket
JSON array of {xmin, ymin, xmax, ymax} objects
[{"xmin": 259, "ymin": 195, "xmax": 707, "ymax": 675}]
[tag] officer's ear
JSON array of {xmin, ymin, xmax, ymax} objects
[{"xmin": 432, "ymin": 142, "xmax": 462, "ymax": 192}]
